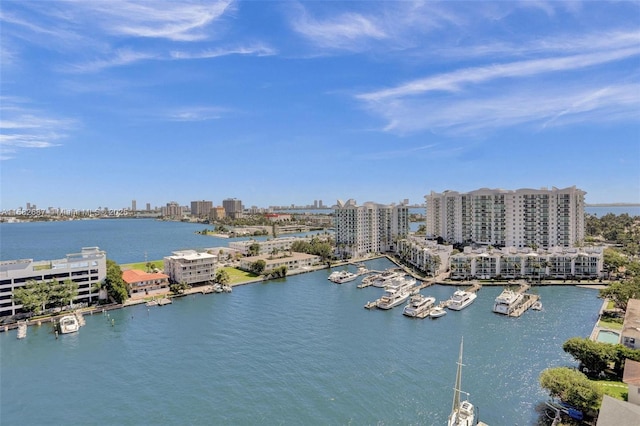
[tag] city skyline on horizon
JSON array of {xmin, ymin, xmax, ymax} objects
[{"xmin": 1, "ymin": 1, "xmax": 639, "ymax": 209}]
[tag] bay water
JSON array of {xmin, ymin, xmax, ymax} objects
[{"xmin": 0, "ymin": 216, "xmax": 612, "ymax": 425}]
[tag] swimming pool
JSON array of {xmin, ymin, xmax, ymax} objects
[{"xmin": 596, "ymin": 330, "xmax": 621, "ymax": 344}]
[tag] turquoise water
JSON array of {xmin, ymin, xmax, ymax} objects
[
  {"xmin": 1, "ymin": 257, "xmax": 602, "ymax": 425},
  {"xmin": 596, "ymin": 330, "xmax": 621, "ymax": 344}
]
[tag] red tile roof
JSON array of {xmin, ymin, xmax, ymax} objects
[{"xmin": 122, "ymin": 269, "xmax": 169, "ymax": 284}]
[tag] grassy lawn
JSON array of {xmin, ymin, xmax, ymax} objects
[
  {"xmin": 120, "ymin": 260, "xmax": 163, "ymax": 271},
  {"xmin": 595, "ymin": 380, "xmax": 627, "ymax": 400},
  {"xmin": 221, "ymin": 267, "xmax": 260, "ymax": 285},
  {"xmin": 598, "ymin": 319, "xmax": 624, "ymax": 330},
  {"xmin": 606, "ymin": 300, "xmax": 616, "ymax": 310}
]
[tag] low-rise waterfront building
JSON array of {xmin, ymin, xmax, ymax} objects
[
  {"xmin": 122, "ymin": 269, "xmax": 170, "ymax": 299},
  {"xmin": 622, "ymin": 299, "xmax": 640, "ymax": 350},
  {"xmin": 229, "ymin": 235, "xmax": 331, "ymax": 256},
  {"xmin": 447, "ymin": 245, "xmax": 604, "ymax": 281},
  {"xmin": 163, "ymin": 250, "xmax": 216, "ymax": 286},
  {"xmin": 596, "ymin": 395, "xmax": 640, "ymax": 426},
  {"xmin": 239, "ymin": 252, "xmax": 321, "ymax": 274},
  {"xmin": 0, "ymin": 247, "xmax": 107, "ymax": 317},
  {"xmin": 395, "ymin": 238, "xmax": 453, "ymax": 277}
]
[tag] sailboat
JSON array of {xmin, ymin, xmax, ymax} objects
[{"xmin": 448, "ymin": 337, "xmax": 475, "ymax": 426}]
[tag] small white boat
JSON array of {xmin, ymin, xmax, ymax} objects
[
  {"xmin": 58, "ymin": 315, "xmax": 80, "ymax": 334},
  {"xmin": 17, "ymin": 322, "xmax": 27, "ymax": 339},
  {"xmin": 429, "ymin": 306, "xmax": 447, "ymax": 318},
  {"xmin": 532, "ymin": 300, "xmax": 543, "ymax": 311}
]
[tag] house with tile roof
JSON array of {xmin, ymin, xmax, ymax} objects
[{"xmin": 122, "ymin": 269, "xmax": 170, "ymax": 299}]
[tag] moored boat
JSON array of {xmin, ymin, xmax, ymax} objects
[
  {"xmin": 371, "ymin": 269, "xmax": 404, "ymax": 287},
  {"xmin": 447, "ymin": 290, "xmax": 477, "ymax": 311},
  {"xmin": 429, "ymin": 306, "xmax": 447, "ymax": 318},
  {"xmin": 330, "ymin": 270, "xmax": 358, "ymax": 284},
  {"xmin": 377, "ymin": 277, "xmax": 416, "ymax": 310},
  {"xmin": 403, "ymin": 294, "xmax": 436, "ymax": 317},
  {"xmin": 57, "ymin": 315, "xmax": 79, "ymax": 334},
  {"xmin": 532, "ymin": 300, "xmax": 543, "ymax": 311},
  {"xmin": 492, "ymin": 288, "xmax": 524, "ymax": 315}
]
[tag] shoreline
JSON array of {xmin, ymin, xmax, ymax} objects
[{"xmin": 3, "ymin": 255, "xmax": 612, "ymax": 333}]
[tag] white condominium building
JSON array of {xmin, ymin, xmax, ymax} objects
[
  {"xmin": 334, "ymin": 199, "xmax": 410, "ymax": 259},
  {"xmin": 0, "ymin": 247, "xmax": 107, "ymax": 318},
  {"xmin": 425, "ymin": 186, "xmax": 585, "ymax": 248},
  {"xmin": 163, "ymin": 250, "xmax": 216, "ymax": 286}
]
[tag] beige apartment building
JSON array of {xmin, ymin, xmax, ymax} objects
[
  {"xmin": 425, "ymin": 186, "xmax": 585, "ymax": 248},
  {"xmin": 163, "ymin": 250, "xmax": 216, "ymax": 286}
]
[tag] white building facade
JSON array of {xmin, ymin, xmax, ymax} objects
[
  {"xmin": 425, "ymin": 186, "xmax": 586, "ymax": 248},
  {"xmin": 163, "ymin": 250, "xmax": 216, "ymax": 286},
  {"xmin": 334, "ymin": 199, "xmax": 410, "ymax": 259},
  {"xmin": 0, "ymin": 247, "xmax": 107, "ymax": 317}
]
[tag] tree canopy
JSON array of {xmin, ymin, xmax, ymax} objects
[
  {"xmin": 599, "ymin": 277, "xmax": 640, "ymax": 311},
  {"xmin": 104, "ymin": 260, "xmax": 129, "ymax": 304},
  {"xmin": 539, "ymin": 367, "xmax": 602, "ymax": 413},
  {"xmin": 12, "ymin": 279, "xmax": 78, "ymax": 315}
]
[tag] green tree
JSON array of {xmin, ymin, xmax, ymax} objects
[
  {"xmin": 214, "ymin": 269, "xmax": 230, "ymax": 285},
  {"xmin": 250, "ymin": 259, "xmax": 266, "ymax": 275},
  {"xmin": 170, "ymin": 281, "xmax": 191, "ymax": 294},
  {"xmin": 562, "ymin": 337, "xmax": 616, "ymax": 376},
  {"xmin": 248, "ymin": 242, "xmax": 261, "ymax": 257},
  {"xmin": 539, "ymin": 367, "xmax": 602, "ymax": 413},
  {"xmin": 49, "ymin": 279, "xmax": 78, "ymax": 307},
  {"xmin": 104, "ymin": 260, "xmax": 129, "ymax": 304},
  {"xmin": 12, "ymin": 279, "xmax": 49, "ymax": 314},
  {"xmin": 599, "ymin": 277, "xmax": 640, "ymax": 311}
]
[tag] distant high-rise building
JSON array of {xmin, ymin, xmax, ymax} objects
[
  {"xmin": 334, "ymin": 199, "xmax": 409, "ymax": 259},
  {"xmin": 314, "ymin": 200, "xmax": 318, "ymax": 208},
  {"xmin": 131, "ymin": 200, "xmax": 137, "ymax": 211},
  {"xmin": 191, "ymin": 200, "xmax": 213, "ymax": 219},
  {"xmin": 209, "ymin": 206, "xmax": 226, "ymax": 221},
  {"xmin": 319, "ymin": 200, "xmax": 324, "ymax": 208},
  {"xmin": 146, "ymin": 203, "xmax": 151, "ymax": 211},
  {"xmin": 162, "ymin": 201, "xmax": 182, "ymax": 219},
  {"xmin": 424, "ymin": 186, "xmax": 586, "ymax": 248},
  {"xmin": 222, "ymin": 198, "xmax": 243, "ymax": 219}
]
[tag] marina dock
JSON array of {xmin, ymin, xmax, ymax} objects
[{"xmin": 508, "ymin": 293, "xmax": 540, "ymax": 317}]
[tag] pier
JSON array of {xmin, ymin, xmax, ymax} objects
[{"xmin": 509, "ymin": 293, "xmax": 540, "ymax": 317}]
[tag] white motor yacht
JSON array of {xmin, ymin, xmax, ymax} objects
[
  {"xmin": 403, "ymin": 294, "xmax": 436, "ymax": 317},
  {"xmin": 492, "ymin": 288, "xmax": 524, "ymax": 315},
  {"xmin": 330, "ymin": 270, "xmax": 358, "ymax": 284},
  {"xmin": 371, "ymin": 269, "xmax": 404, "ymax": 287},
  {"xmin": 447, "ymin": 290, "xmax": 477, "ymax": 311},
  {"xmin": 377, "ymin": 277, "xmax": 415, "ymax": 310}
]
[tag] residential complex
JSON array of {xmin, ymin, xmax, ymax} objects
[
  {"xmin": 425, "ymin": 186, "xmax": 586, "ymax": 248},
  {"xmin": 239, "ymin": 252, "xmax": 322, "ymax": 274},
  {"xmin": 163, "ymin": 250, "xmax": 216, "ymax": 286},
  {"xmin": 0, "ymin": 247, "xmax": 107, "ymax": 317},
  {"xmin": 190, "ymin": 200, "xmax": 213, "ymax": 219},
  {"xmin": 229, "ymin": 235, "xmax": 331, "ymax": 256},
  {"xmin": 334, "ymin": 199, "xmax": 410, "ymax": 259},
  {"xmin": 223, "ymin": 198, "xmax": 244, "ymax": 219}
]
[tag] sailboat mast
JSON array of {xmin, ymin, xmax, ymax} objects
[{"xmin": 451, "ymin": 337, "xmax": 464, "ymax": 414}]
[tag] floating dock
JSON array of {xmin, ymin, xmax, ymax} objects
[
  {"xmin": 158, "ymin": 298, "xmax": 173, "ymax": 306},
  {"xmin": 509, "ymin": 293, "xmax": 540, "ymax": 317}
]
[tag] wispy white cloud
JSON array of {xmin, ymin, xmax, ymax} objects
[
  {"xmin": 66, "ymin": 49, "xmax": 160, "ymax": 73},
  {"xmin": 358, "ymin": 45, "xmax": 640, "ymax": 102},
  {"xmin": 170, "ymin": 44, "xmax": 276, "ymax": 60},
  {"xmin": 290, "ymin": 4, "xmax": 387, "ymax": 51},
  {"xmin": 364, "ymin": 82, "xmax": 640, "ymax": 136},
  {"xmin": 165, "ymin": 106, "xmax": 232, "ymax": 122},
  {"xmin": 52, "ymin": 0, "xmax": 235, "ymax": 42},
  {"xmin": 0, "ymin": 100, "xmax": 75, "ymax": 160}
]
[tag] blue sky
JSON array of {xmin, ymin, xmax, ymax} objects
[{"xmin": 1, "ymin": 1, "xmax": 639, "ymax": 210}]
